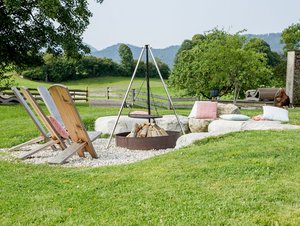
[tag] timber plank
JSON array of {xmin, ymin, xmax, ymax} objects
[
  {"xmin": 48, "ymin": 142, "xmax": 86, "ymax": 164},
  {"xmin": 18, "ymin": 140, "xmax": 58, "ymax": 159}
]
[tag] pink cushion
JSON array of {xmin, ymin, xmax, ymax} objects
[
  {"xmin": 195, "ymin": 101, "xmax": 217, "ymax": 119},
  {"xmin": 48, "ymin": 116, "xmax": 69, "ymax": 139}
]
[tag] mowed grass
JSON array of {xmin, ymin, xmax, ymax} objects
[
  {"xmin": 13, "ymin": 75, "xmax": 175, "ymax": 96},
  {"xmin": 1, "ymin": 130, "xmax": 300, "ymax": 224},
  {"xmin": 1, "ymin": 103, "xmax": 300, "ymax": 148},
  {"xmin": 2, "ymin": 76, "xmax": 300, "ymax": 224}
]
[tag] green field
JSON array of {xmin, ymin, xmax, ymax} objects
[
  {"xmin": 12, "ymin": 75, "xmax": 175, "ymax": 96},
  {"xmin": 1, "ymin": 76, "xmax": 300, "ymax": 224}
]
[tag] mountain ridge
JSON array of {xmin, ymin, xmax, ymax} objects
[{"xmin": 89, "ymin": 33, "xmax": 284, "ymax": 68}]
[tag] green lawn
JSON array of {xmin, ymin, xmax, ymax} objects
[
  {"xmin": 13, "ymin": 75, "xmax": 175, "ymax": 96},
  {"xmin": 1, "ymin": 129, "xmax": 300, "ymax": 224},
  {"xmin": 1, "ymin": 80, "xmax": 300, "ymax": 224}
]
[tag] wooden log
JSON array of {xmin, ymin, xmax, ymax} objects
[
  {"xmin": 147, "ymin": 126, "xmax": 154, "ymax": 137},
  {"xmin": 153, "ymin": 124, "xmax": 168, "ymax": 136},
  {"xmin": 126, "ymin": 123, "xmax": 141, "ymax": 137},
  {"xmin": 139, "ymin": 124, "xmax": 149, "ymax": 137}
]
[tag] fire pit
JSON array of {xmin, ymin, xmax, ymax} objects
[
  {"xmin": 116, "ymin": 131, "xmax": 180, "ymax": 150},
  {"xmin": 116, "ymin": 121, "xmax": 180, "ymax": 150},
  {"xmin": 106, "ymin": 45, "xmax": 185, "ymax": 150}
]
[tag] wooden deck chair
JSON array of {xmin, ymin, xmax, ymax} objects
[
  {"xmin": 37, "ymin": 86, "xmax": 65, "ymax": 126},
  {"xmin": 48, "ymin": 84, "xmax": 100, "ymax": 164},
  {"xmin": 37, "ymin": 85, "xmax": 99, "ymax": 145},
  {"xmin": 8, "ymin": 87, "xmax": 50, "ymax": 152},
  {"xmin": 13, "ymin": 87, "xmax": 67, "ymax": 159}
]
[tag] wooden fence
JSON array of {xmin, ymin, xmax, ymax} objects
[
  {"xmin": 1, "ymin": 85, "xmax": 272, "ymax": 108},
  {"xmin": 89, "ymin": 87, "xmax": 273, "ymax": 109},
  {"xmin": 0, "ymin": 87, "xmax": 89, "ymax": 102},
  {"xmin": 88, "ymin": 87, "xmax": 200, "ymax": 109}
]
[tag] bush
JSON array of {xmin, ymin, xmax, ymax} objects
[
  {"xmin": 22, "ymin": 68, "xmax": 44, "ymax": 81},
  {"xmin": 22, "ymin": 55, "xmax": 169, "ymax": 82}
]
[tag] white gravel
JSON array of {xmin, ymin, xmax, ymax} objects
[{"xmin": 0, "ymin": 138, "xmax": 175, "ymax": 168}]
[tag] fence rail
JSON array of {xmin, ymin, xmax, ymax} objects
[
  {"xmin": 1, "ymin": 86, "xmax": 272, "ymax": 108},
  {"xmin": 91, "ymin": 87, "xmax": 272, "ymax": 109},
  {"xmin": 0, "ymin": 87, "xmax": 88, "ymax": 102}
]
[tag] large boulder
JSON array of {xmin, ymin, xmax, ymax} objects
[
  {"xmin": 95, "ymin": 116, "xmax": 145, "ymax": 135},
  {"xmin": 188, "ymin": 118, "xmax": 214, "ymax": 132},
  {"xmin": 155, "ymin": 115, "xmax": 189, "ymax": 133},
  {"xmin": 217, "ymin": 103, "xmax": 240, "ymax": 116},
  {"xmin": 242, "ymin": 120, "xmax": 300, "ymax": 131},
  {"xmin": 175, "ymin": 132, "xmax": 223, "ymax": 149},
  {"xmin": 208, "ymin": 119, "xmax": 245, "ymax": 133},
  {"xmin": 208, "ymin": 119, "xmax": 300, "ymax": 133},
  {"xmin": 95, "ymin": 115, "xmax": 189, "ymax": 135}
]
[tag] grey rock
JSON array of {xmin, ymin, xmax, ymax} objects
[
  {"xmin": 175, "ymin": 132, "xmax": 224, "ymax": 149},
  {"xmin": 217, "ymin": 103, "xmax": 240, "ymax": 116},
  {"xmin": 95, "ymin": 115, "xmax": 189, "ymax": 135},
  {"xmin": 95, "ymin": 116, "xmax": 145, "ymax": 135},
  {"xmin": 155, "ymin": 115, "xmax": 189, "ymax": 133},
  {"xmin": 208, "ymin": 119, "xmax": 300, "ymax": 133},
  {"xmin": 188, "ymin": 118, "xmax": 214, "ymax": 132}
]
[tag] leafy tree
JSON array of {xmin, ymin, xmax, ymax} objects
[
  {"xmin": 245, "ymin": 38, "xmax": 286, "ymax": 86},
  {"xmin": 281, "ymin": 22, "xmax": 300, "ymax": 52},
  {"xmin": 169, "ymin": 29, "xmax": 272, "ymax": 100},
  {"xmin": 174, "ymin": 39, "xmax": 193, "ymax": 64},
  {"xmin": 244, "ymin": 38, "xmax": 280, "ymax": 66},
  {"xmin": 0, "ymin": 0, "xmax": 103, "ymax": 86},
  {"xmin": 23, "ymin": 55, "xmax": 123, "ymax": 82},
  {"xmin": 118, "ymin": 44, "xmax": 134, "ymax": 75}
]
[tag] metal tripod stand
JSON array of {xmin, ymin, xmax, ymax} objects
[{"xmin": 106, "ymin": 44, "xmax": 185, "ymax": 148}]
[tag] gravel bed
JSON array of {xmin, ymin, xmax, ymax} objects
[{"xmin": 0, "ymin": 138, "xmax": 175, "ymax": 168}]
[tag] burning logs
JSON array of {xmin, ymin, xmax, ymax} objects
[{"xmin": 126, "ymin": 122, "xmax": 168, "ymax": 138}]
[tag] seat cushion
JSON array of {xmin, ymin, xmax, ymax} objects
[
  {"xmin": 48, "ymin": 116, "xmax": 69, "ymax": 139},
  {"xmin": 196, "ymin": 101, "xmax": 218, "ymax": 119},
  {"xmin": 220, "ymin": 114, "xmax": 250, "ymax": 121},
  {"xmin": 263, "ymin": 106, "xmax": 289, "ymax": 122}
]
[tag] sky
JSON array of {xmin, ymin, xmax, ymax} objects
[{"xmin": 83, "ymin": 0, "xmax": 300, "ymax": 51}]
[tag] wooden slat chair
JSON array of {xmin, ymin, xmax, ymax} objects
[
  {"xmin": 9, "ymin": 87, "xmax": 67, "ymax": 159},
  {"xmin": 37, "ymin": 86, "xmax": 65, "ymax": 126},
  {"xmin": 48, "ymin": 84, "xmax": 100, "ymax": 164},
  {"xmin": 8, "ymin": 87, "xmax": 49, "ymax": 152},
  {"xmin": 38, "ymin": 85, "xmax": 99, "ymax": 145}
]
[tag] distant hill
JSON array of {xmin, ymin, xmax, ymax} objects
[
  {"xmin": 91, "ymin": 44, "xmax": 180, "ymax": 68},
  {"xmin": 88, "ymin": 33, "xmax": 284, "ymax": 68},
  {"xmin": 84, "ymin": 42, "xmax": 98, "ymax": 53},
  {"xmin": 244, "ymin": 33, "xmax": 283, "ymax": 53}
]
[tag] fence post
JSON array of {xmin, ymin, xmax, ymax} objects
[
  {"xmin": 106, "ymin": 87, "xmax": 110, "ymax": 100},
  {"xmin": 168, "ymin": 96, "xmax": 172, "ymax": 110},
  {"xmin": 86, "ymin": 87, "xmax": 88, "ymax": 102},
  {"xmin": 131, "ymin": 89, "xmax": 135, "ymax": 106}
]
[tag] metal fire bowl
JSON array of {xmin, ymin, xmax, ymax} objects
[{"xmin": 115, "ymin": 131, "xmax": 180, "ymax": 150}]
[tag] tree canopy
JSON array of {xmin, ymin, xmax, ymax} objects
[
  {"xmin": 0, "ymin": 0, "xmax": 103, "ymax": 88},
  {"xmin": 118, "ymin": 44, "xmax": 134, "ymax": 74},
  {"xmin": 281, "ymin": 22, "xmax": 300, "ymax": 52},
  {"xmin": 169, "ymin": 29, "xmax": 272, "ymax": 99}
]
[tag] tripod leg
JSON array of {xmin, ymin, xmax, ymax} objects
[
  {"xmin": 106, "ymin": 46, "xmax": 146, "ymax": 148},
  {"xmin": 148, "ymin": 47, "xmax": 185, "ymax": 135}
]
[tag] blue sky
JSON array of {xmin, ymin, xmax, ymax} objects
[{"xmin": 83, "ymin": 0, "xmax": 300, "ymax": 50}]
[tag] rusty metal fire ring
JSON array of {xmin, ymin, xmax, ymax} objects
[{"xmin": 115, "ymin": 131, "xmax": 180, "ymax": 150}]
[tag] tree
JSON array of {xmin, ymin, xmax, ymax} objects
[
  {"xmin": 245, "ymin": 37, "xmax": 286, "ymax": 86},
  {"xmin": 174, "ymin": 39, "xmax": 193, "ymax": 64},
  {"xmin": 281, "ymin": 22, "xmax": 300, "ymax": 52},
  {"xmin": 244, "ymin": 38, "xmax": 280, "ymax": 67},
  {"xmin": 118, "ymin": 44, "xmax": 134, "ymax": 75},
  {"xmin": 169, "ymin": 29, "xmax": 272, "ymax": 100},
  {"xmin": 0, "ymin": 0, "xmax": 103, "ymax": 87}
]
